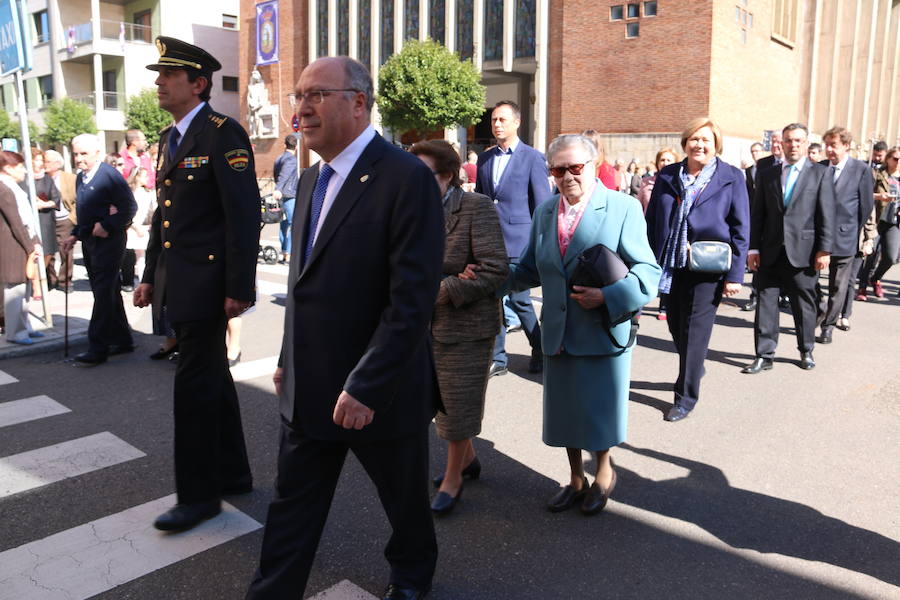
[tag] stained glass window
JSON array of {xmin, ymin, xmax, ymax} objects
[
  {"xmin": 358, "ymin": 0, "xmax": 371, "ymax": 65},
  {"xmin": 405, "ymin": 0, "xmax": 419, "ymax": 40},
  {"xmin": 429, "ymin": 0, "xmax": 445, "ymax": 43},
  {"xmin": 515, "ymin": 0, "xmax": 535, "ymax": 58},
  {"xmin": 456, "ymin": 0, "xmax": 473, "ymax": 60},
  {"xmin": 381, "ymin": 0, "xmax": 394, "ymax": 64},
  {"xmin": 484, "ymin": 0, "xmax": 503, "ymax": 61},
  {"xmin": 338, "ymin": 0, "xmax": 349, "ymax": 55},
  {"xmin": 317, "ymin": 3, "xmax": 328, "ymax": 57}
]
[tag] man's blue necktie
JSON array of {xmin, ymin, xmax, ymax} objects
[
  {"xmin": 304, "ymin": 164, "xmax": 335, "ymax": 265},
  {"xmin": 168, "ymin": 129, "xmax": 181, "ymax": 160},
  {"xmin": 783, "ymin": 164, "xmax": 799, "ymax": 208}
]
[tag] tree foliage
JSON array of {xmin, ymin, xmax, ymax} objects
[
  {"xmin": 125, "ymin": 88, "xmax": 172, "ymax": 144},
  {"xmin": 0, "ymin": 111, "xmax": 41, "ymax": 149},
  {"xmin": 377, "ymin": 40, "xmax": 486, "ymax": 138},
  {"xmin": 42, "ymin": 97, "xmax": 97, "ymax": 146}
]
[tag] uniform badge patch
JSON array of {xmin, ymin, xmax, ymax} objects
[{"xmin": 225, "ymin": 149, "xmax": 250, "ymax": 171}]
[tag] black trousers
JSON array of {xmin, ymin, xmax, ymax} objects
[
  {"xmin": 666, "ymin": 270, "xmax": 724, "ymax": 411},
  {"xmin": 81, "ymin": 235, "xmax": 132, "ymax": 354},
  {"xmin": 817, "ymin": 255, "xmax": 854, "ymax": 335},
  {"xmin": 493, "ymin": 259, "xmax": 542, "ymax": 366},
  {"xmin": 120, "ymin": 249, "xmax": 137, "ymax": 287},
  {"xmin": 246, "ymin": 421, "xmax": 437, "ymax": 599},
  {"xmin": 754, "ymin": 253, "xmax": 818, "ymax": 358},
  {"xmin": 172, "ymin": 315, "xmax": 251, "ymax": 504}
]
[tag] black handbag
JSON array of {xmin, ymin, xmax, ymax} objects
[
  {"xmin": 260, "ymin": 194, "xmax": 283, "ymax": 225},
  {"xmin": 569, "ymin": 244, "xmax": 639, "ymax": 349}
]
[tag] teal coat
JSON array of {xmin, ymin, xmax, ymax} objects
[{"xmin": 510, "ymin": 182, "xmax": 661, "ymax": 356}]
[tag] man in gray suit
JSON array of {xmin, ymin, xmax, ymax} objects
[
  {"xmin": 742, "ymin": 123, "xmax": 835, "ymax": 373},
  {"xmin": 816, "ymin": 126, "xmax": 874, "ymax": 344}
]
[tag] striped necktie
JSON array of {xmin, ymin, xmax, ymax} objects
[{"xmin": 304, "ymin": 164, "xmax": 335, "ymax": 265}]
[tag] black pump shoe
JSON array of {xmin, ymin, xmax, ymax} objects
[
  {"xmin": 430, "ymin": 485, "xmax": 463, "ymax": 515},
  {"xmin": 433, "ymin": 456, "xmax": 481, "ymax": 488}
]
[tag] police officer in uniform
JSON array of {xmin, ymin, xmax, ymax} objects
[{"xmin": 134, "ymin": 37, "xmax": 261, "ymax": 531}]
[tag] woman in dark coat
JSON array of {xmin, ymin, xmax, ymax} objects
[
  {"xmin": 1, "ymin": 151, "xmax": 42, "ymax": 344},
  {"xmin": 410, "ymin": 140, "xmax": 509, "ymax": 516},
  {"xmin": 28, "ymin": 149, "xmax": 61, "ymax": 283},
  {"xmin": 645, "ymin": 117, "xmax": 750, "ymax": 423}
]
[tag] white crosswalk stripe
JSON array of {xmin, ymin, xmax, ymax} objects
[
  {"xmin": 256, "ymin": 278, "xmax": 287, "ymax": 297},
  {"xmin": 0, "ymin": 369, "xmax": 19, "ymax": 386},
  {"xmin": 256, "ymin": 263, "xmax": 289, "ymax": 276},
  {"xmin": 0, "ymin": 432, "xmax": 145, "ymax": 498},
  {"xmin": 310, "ymin": 580, "xmax": 378, "ymax": 600},
  {"xmin": 231, "ymin": 355, "xmax": 279, "ymax": 382},
  {"xmin": 0, "ymin": 494, "xmax": 261, "ymax": 600},
  {"xmin": 0, "ymin": 396, "xmax": 70, "ymax": 429}
]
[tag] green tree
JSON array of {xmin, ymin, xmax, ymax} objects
[
  {"xmin": 0, "ymin": 111, "xmax": 41, "ymax": 149},
  {"xmin": 377, "ymin": 39, "xmax": 486, "ymax": 138},
  {"xmin": 125, "ymin": 88, "xmax": 172, "ymax": 144},
  {"xmin": 41, "ymin": 97, "xmax": 97, "ymax": 146}
]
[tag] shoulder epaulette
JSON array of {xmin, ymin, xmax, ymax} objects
[{"xmin": 209, "ymin": 114, "xmax": 227, "ymax": 128}]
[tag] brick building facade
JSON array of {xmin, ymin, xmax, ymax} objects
[{"xmin": 239, "ymin": 0, "xmax": 900, "ymax": 176}]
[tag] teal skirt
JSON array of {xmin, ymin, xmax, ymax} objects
[{"xmin": 542, "ymin": 349, "xmax": 632, "ymax": 451}]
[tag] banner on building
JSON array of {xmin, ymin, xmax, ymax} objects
[{"xmin": 256, "ymin": 0, "xmax": 278, "ymax": 66}]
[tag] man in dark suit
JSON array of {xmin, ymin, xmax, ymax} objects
[
  {"xmin": 245, "ymin": 57, "xmax": 443, "ymax": 600},
  {"xmin": 742, "ymin": 123, "xmax": 835, "ymax": 374},
  {"xmin": 475, "ymin": 100, "xmax": 551, "ymax": 377},
  {"xmin": 134, "ymin": 37, "xmax": 259, "ymax": 531},
  {"xmin": 60, "ymin": 134, "xmax": 136, "ymax": 366},
  {"xmin": 745, "ymin": 142, "xmax": 764, "ymax": 200},
  {"xmin": 816, "ymin": 126, "xmax": 874, "ymax": 344}
]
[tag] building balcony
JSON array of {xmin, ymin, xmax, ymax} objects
[
  {"xmin": 70, "ymin": 92, "xmax": 126, "ymax": 131},
  {"xmin": 60, "ymin": 20, "xmax": 153, "ymax": 62}
]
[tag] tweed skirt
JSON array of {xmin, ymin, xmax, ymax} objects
[
  {"xmin": 433, "ymin": 337, "xmax": 494, "ymax": 441},
  {"xmin": 542, "ymin": 349, "xmax": 632, "ymax": 451}
]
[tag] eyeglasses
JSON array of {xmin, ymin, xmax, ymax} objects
[
  {"xmin": 296, "ymin": 89, "xmax": 361, "ymax": 104},
  {"xmin": 549, "ymin": 163, "xmax": 587, "ymax": 177}
]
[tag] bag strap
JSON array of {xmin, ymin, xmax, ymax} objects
[{"xmin": 602, "ymin": 310, "xmax": 639, "ymax": 349}]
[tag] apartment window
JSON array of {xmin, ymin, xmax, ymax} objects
[
  {"xmin": 38, "ymin": 75, "xmax": 53, "ymax": 105},
  {"xmin": 626, "ymin": 22, "xmax": 639, "ymax": 38},
  {"xmin": 610, "ymin": 5, "xmax": 624, "ymax": 20},
  {"xmin": 222, "ymin": 14, "xmax": 238, "ymax": 29},
  {"xmin": 33, "ymin": 10, "xmax": 49, "ymax": 44},
  {"xmin": 222, "ymin": 76, "xmax": 239, "ymax": 92},
  {"xmin": 772, "ymin": 0, "xmax": 798, "ymax": 46},
  {"xmin": 736, "ymin": 4, "xmax": 753, "ymax": 44},
  {"xmin": 627, "ymin": 3, "xmax": 640, "ymax": 18},
  {"xmin": 644, "ymin": 1, "xmax": 657, "ymax": 16},
  {"xmin": 133, "ymin": 10, "xmax": 152, "ymax": 43}
]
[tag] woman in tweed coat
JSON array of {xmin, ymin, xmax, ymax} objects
[{"xmin": 410, "ymin": 140, "xmax": 509, "ymax": 516}]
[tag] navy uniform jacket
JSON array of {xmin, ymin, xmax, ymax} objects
[
  {"xmin": 143, "ymin": 103, "xmax": 260, "ymax": 324},
  {"xmin": 475, "ymin": 142, "xmax": 551, "ymax": 259}
]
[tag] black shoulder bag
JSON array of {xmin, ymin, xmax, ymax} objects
[{"xmin": 569, "ymin": 244, "xmax": 640, "ymax": 349}]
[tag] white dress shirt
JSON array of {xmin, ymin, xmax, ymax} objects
[
  {"xmin": 311, "ymin": 124, "xmax": 377, "ymax": 246},
  {"xmin": 830, "ymin": 155, "xmax": 849, "ymax": 183},
  {"xmin": 173, "ymin": 101, "xmax": 206, "ymax": 142}
]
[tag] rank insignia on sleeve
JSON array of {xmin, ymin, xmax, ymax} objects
[
  {"xmin": 178, "ymin": 156, "xmax": 209, "ymax": 169},
  {"xmin": 225, "ymin": 149, "xmax": 250, "ymax": 171}
]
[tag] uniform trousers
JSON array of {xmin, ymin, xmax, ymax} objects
[
  {"xmin": 81, "ymin": 235, "xmax": 132, "ymax": 354},
  {"xmin": 666, "ymin": 269, "xmax": 724, "ymax": 411},
  {"xmin": 246, "ymin": 421, "xmax": 437, "ymax": 599},
  {"xmin": 817, "ymin": 255, "xmax": 854, "ymax": 334},
  {"xmin": 754, "ymin": 252, "xmax": 818, "ymax": 358},
  {"xmin": 172, "ymin": 314, "xmax": 251, "ymax": 504}
]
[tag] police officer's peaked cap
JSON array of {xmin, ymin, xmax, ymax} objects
[{"xmin": 146, "ymin": 36, "xmax": 222, "ymax": 73}]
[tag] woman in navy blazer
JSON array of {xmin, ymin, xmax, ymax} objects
[{"xmin": 645, "ymin": 118, "xmax": 750, "ymax": 423}]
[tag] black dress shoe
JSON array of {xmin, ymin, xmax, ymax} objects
[
  {"xmin": 107, "ymin": 344, "xmax": 135, "ymax": 356},
  {"xmin": 121, "ymin": 285, "xmax": 135, "ymax": 292},
  {"xmin": 664, "ymin": 405, "xmax": 691, "ymax": 422},
  {"xmin": 168, "ymin": 351, "xmax": 180, "ymax": 364},
  {"xmin": 149, "ymin": 345, "xmax": 179, "ymax": 360},
  {"xmin": 836, "ymin": 318, "xmax": 851, "ymax": 331},
  {"xmin": 741, "ymin": 357, "xmax": 773, "ymax": 374},
  {"xmin": 547, "ymin": 477, "xmax": 589, "ymax": 512},
  {"xmin": 489, "ymin": 362, "xmax": 508, "ymax": 377},
  {"xmin": 74, "ymin": 351, "xmax": 107, "ymax": 367},
  {"xmin": 153, "ymin": 501, "xmax": 221, "ymax": 531},
  {"xmin": 779, "ymin": 296, "xmax": 791, "ymax": 309},
  {"xmin": 740, "ymin": 299, "xmax": 757, "ymax": 312},
  {"xmin": 581, "ymin": 470, "xmax": 617, "ymax": 516},
  {"xmin": 528, "ymin": 353, "xmax": 543, "ymax": 374},
  {"xmin": 816, "ymin": 332, "xmax": 832, "ymax": 344},
  {"xmin": 433, "ymin": 456, "xmax": 481, "ymax": 487},
  {"xmin": 382, "ymin": 584, "xmax": 430, "ymax": 600},
  {"xmin": 430, "ymin": 485, "xmax": 463, "ymax": 515},
  {"xmin": 799, "ymin": 351, "xmax": 815, "ymax": 370}
]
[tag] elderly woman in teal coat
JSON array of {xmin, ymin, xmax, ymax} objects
[{"xmin": 509, "ymin": 134, "xmax": 660, "ymax": 515}]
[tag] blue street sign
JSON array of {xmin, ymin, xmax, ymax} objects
[{"xmin": 0, "ymin": 0, "xmax": 30, "ymax": 76}]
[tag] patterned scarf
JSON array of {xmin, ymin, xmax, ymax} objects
[{"xmin": 658, "ymin": 158, "xmax": 718, "ymax": 294}]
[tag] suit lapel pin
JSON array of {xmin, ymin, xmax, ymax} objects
[{"xmin": 360, "ymin": 174, "xmax": 369, "ymax": 183}]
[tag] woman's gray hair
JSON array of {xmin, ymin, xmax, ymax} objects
[{"xmin": 547, "ymin": 134, "xmax": 598, "ymax": 164}]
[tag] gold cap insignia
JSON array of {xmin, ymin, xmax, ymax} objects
[{"xmin": 156, "ymin": 39, "xmax": 167, "ymax": 56}]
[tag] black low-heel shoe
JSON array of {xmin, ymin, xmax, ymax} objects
[
  {"xmin": 430, "ymin": 485, "xmax": 463, "ymax": 515},
  {"xmin": 547, "ymin": 477, "xmax": 589, "ymax": 513},
  {"xmin": 150, "ymin": 345, "xmax": 178, "ymax": 360},
  {"xmin": 432, "ymin": 456, "xmax": 481, "ymax": 488}
]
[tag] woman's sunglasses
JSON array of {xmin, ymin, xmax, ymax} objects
[{"xmin": 549, "ymin": 163, "xmax": 587, "ymax": 177}]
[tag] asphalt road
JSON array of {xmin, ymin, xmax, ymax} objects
[{"xmin": 1, "ymin": 226, "xmax": 898, "ymax": 599}]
